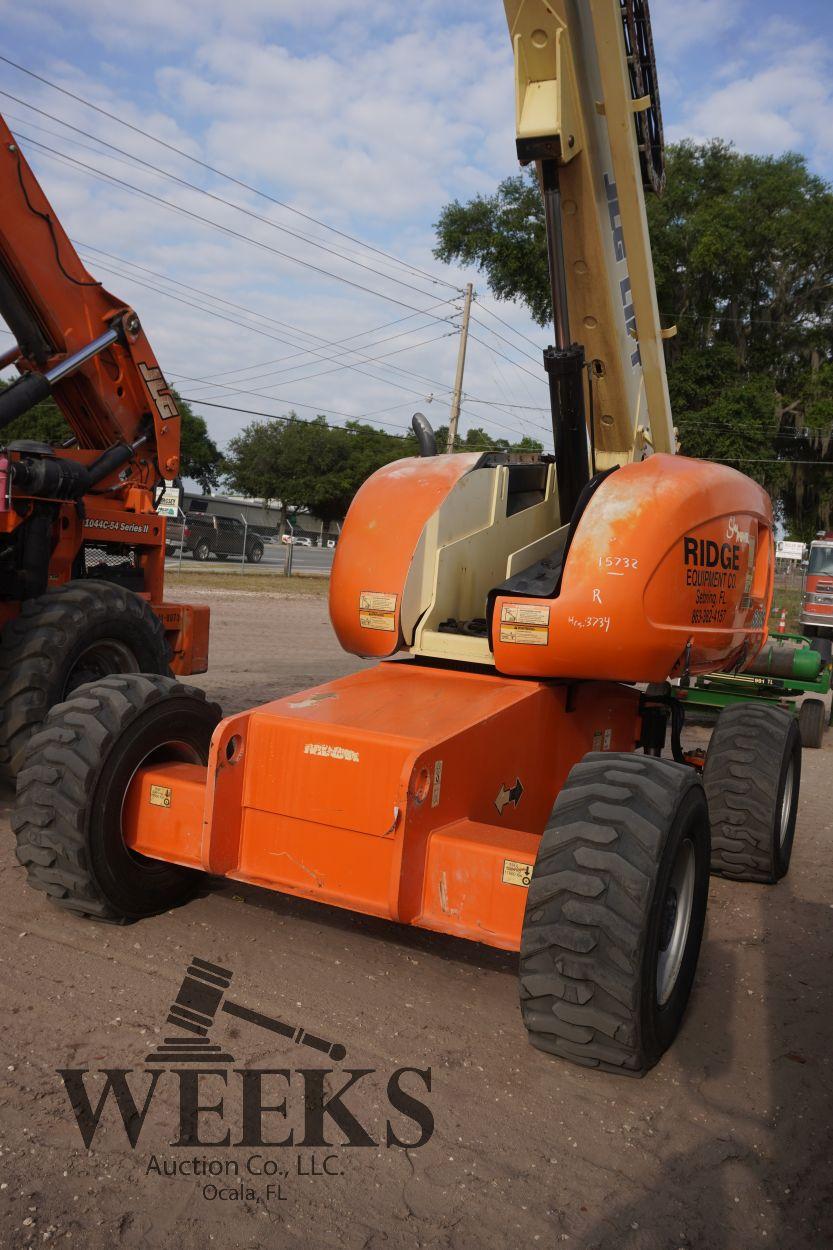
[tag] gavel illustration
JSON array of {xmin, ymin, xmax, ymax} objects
[{"xmin": 147, "ymin": 956, "xmax": 346, "ymax": 1064}]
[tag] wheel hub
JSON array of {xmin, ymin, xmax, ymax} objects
[
  {"xmin": 656, "ymin": 837, "xmax": 696, "ymax": 1007},
  {"xmin": 659, "ymin": 887, "xmax": 678, "ymax": 950},
  {"xmin": 779, "ymin": 757, "xmax": 795, "ymax": 848},
  {"xmin": 63, "ymin": 638, "xmax": 139, "ymax": 698}
]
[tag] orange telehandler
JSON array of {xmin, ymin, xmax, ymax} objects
[
  {"xmin": 0, "ymin": 114, "xmax": 208, "ymax": 779},
  {"xmin": 13, "ymin": 0, "xmax": 800, "ymax": 1076}
]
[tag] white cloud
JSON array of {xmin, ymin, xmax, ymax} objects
[
  {"xmin": 665, "ymin": 22, "xmax": 833, "ymax": 167},
  {"xmin": 650, "ymin": 0, "xmax": 745, "ymax": 60}
]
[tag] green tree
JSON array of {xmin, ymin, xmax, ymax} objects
[
  {"xmin": 432, "ymin": 423, "xmax": 542, "ymax": 453},
  {"xmin": 173, "ymin": 391, "xmax": 222, "ymax": 491},
  {"xmin": 434, "ymin": 141, "xmax": 833, "ymax": 531},
  {"xmin": 0, "ymin": 381, "xmax": 71, "ymax": 443},
  {"xmin": 223, "ymin": 414, "xmax": 417, "ymax": 534}
]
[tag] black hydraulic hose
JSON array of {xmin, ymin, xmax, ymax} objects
[{"xmin": 0, "ymin": 371, "xmax": 52, "ymax": 430}]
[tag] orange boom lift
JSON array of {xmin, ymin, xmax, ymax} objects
[
  {"xmin": 0, "ymin": 114, "xmax": 208, "ymax": 778},
  {"xmin": 14, "ymin": 0, "xmax": 801, "ymax": 1076}
]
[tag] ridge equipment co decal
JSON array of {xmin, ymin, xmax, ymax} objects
[{"xmin": 682, "ymin": 526, "xmax": 745, "ymax": 627}]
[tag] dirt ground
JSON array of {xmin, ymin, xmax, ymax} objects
[{"xmin": 1, "ymin": 583, "xmax": 832, "ymax": 1250}]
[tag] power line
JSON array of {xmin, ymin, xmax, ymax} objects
[
  {"xmin": 179, "ymin": 396, "xmax": 535, "ymax": 452},
  {"xmin": 68, "ymin": 247, "xmax": 534, "ymax": 435},
  {"xmin": 69, "ymin": 248, "xmax": 538, "ymax": 436},
  {"xmin": 176, "ymin": 371, "xmax": 435, "ymax": 426},
  {"xmin": 467, "ymin": 332, "xmax": 548, "ymax": 386},
  {"xmin": 4, "ymin": 97, "xmax": 453, "ymax": 304},
  {"xmin": 178, "ymin": 323, "xmax": 457, "ymax": 394},
  {"xmin": 84, "ymin": 251, "xmax": 458, "ymax": 395},
  {"xmin": 17, "ymin": 132, "xmax": 455, "ymax": 317},
  {"xmin": 82, "ymin": 253, "xmax": 460, "ymax": 405},
  {"xmin": 0, "ymin": 55, "xmax": 462, "ymax": 294},
  {"xmin": 75, "ymin": 241, "xmax": 459, "ymax": 361},
  {"xmin": 469, "ymin": 312, "xmax": 542, "ymax": 364},
  {"xmin": 181, "ymin": 391, "xmax": 420, "ymax": 429},
  {"xmin": 194, "ymin": 330, "xmax": 457, "ymax": 402},
  {"xmin": 473, "ymin": 299, "xmax": 545, "ymax": 351}
]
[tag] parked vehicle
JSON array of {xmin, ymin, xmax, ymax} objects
[
  {"xmin": 799, "ymin": 534, "xmax": 833, "ymax": 664},
  {"xmin": 166, "ymin": 513, "xmax": 264, "ymax": 563}
]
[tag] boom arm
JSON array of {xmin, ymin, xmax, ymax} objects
[
  {"xmin": 0, "ymin": 115, "xmax": 180, "ymax": 487},
  {"xmin": 504, "ymin": 0, "xmax": 675, "ymax": 470}
]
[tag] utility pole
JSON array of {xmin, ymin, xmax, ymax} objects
[{"xmin": 446, "ymin": 282, "xmax": 473, "ymax": 453}]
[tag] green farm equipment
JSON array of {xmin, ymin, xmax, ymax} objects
[{"xmin": 676, "ymin": 633, "xmax": 832, "ymax": 749}]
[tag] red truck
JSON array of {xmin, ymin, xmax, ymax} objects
[{"xmin": 799, "ymin": 533, "xmax": 833, "ymax": 664}]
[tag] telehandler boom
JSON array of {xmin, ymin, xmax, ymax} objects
[
  {"xmin": 14, "ymin": 0, "xmax": 800, "ymax": 1076},
  {"xmin": 0, "ymin": 116, "xmax": 208, "ymax": 777}
]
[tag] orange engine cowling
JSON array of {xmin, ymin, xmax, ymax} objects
[
  {"xmin": 330, "ymin": 452, "xmax": 774, "ymax": 685},
  {"xmin": 492, "ymin": 455, "xmax": 773, "ymax": 682}
]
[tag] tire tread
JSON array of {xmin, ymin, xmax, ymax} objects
[
  {"xmin": 12, "ymin": 674, "xmax": 218, "ymax": 921},
  {"xmin": 520, "ymin": 752, "xmax": 704, "ymax": 1075}
]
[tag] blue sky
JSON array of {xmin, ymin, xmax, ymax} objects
[{"xmin": 0, "ymin": 0, "xmax": 831, "ymax": 455}]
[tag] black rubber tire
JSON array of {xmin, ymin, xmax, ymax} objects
[
  {"xmin": 13, "ymin": 674, "xmax": 222, "ymax": 921},
  {"xmin": 703, "ymin": 703, "xmax": 801, "ymax": 883},
  {"xmin": 519, "ymin": 753, "xmax": 710, "ymax": 1076},
  {"xmin": 192, "ymin": 539, "xmax": 211, "ymax": 561},
  {"xmin": 0, "ymin": 582, "xmax": 170, "ymax": 782},
  {"xmin": 246, "ymin": 541, "xmax": 264, "ymax": 564},
  {"xmin": 798, "ymin": 698, "xmax": 826, "ymax": 749}
]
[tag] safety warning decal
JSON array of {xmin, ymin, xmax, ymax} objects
[
  {"xmin": 359, "ymin": 590, "xmax": 397, "ymax": 632},
  {"xmin": 149, "ymin": 784, "xmax": 172, "ymax": 808},
  {"xmin": 502, "ymin": 859, "xmax": 533, "ymax": 888},
  {"xmin": 499, "ymin": 602, "xmax": 549, "ymax": 646},
  {"xmin": 431, "ymin": 759, "xmax": 443, "ymax": 807}
]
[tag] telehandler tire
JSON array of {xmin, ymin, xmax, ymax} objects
[
  {"xmin": 798, "ymin": 697, "xmax": 826, "ymax": 749},
  {"xmin": 13, "ymin": 674, "xmax": 221, "ymax": 921},
  {"xmin": 703, "ymin": 703, "xmax": 800, "ymax": 883},
  {"xmin": 520, "ymin": 753, "xmax": 710, "ymax": 1076},
  {"xmin": 0, "ymin": 581, "xmax": 170, "ymax": 782}
]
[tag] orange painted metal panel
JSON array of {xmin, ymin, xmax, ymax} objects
[
  {"xmin": 493, "ymin": 454, "xmax": 773, "ymax": 682},
  {"xmin": 123, "ymin": 662, "xmax": 642, "ymax": 950},
  {"xmin": 123, "ymin": 762, "xmax": 206, "ymax": 867},
  {"xmin": 330, "ymin": 453, "xmax": 480, "ymax": 656},
  {"xmin": 160, "ymin": 602, "xmax": 211, "ymax": 675},
  {"xmin": 417, "ymin": 821, "xmax": 541, "ymax": 950}
]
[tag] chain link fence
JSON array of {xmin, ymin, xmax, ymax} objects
[
  {"xmin": 162, "ymin": 510, "xmax": 333, "ymax": 577},
  {"xmin": 163, "ymin": 509, "xmax": 265, "ymax": 570}
]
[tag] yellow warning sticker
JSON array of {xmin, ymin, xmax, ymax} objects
[
  {"xmin": 360, "ymin": 591, "xmax": 397, "ymax": 612},
  {"xmin": 360, "ymin": 611, "xmax": 396, "ymax": 632},
  {"xmin": 499, "ymin": 624, "xmax": 548, "ymax": 645},
  {"xmin": 500, "ymin": 603, "xmax": 550, "ymax": 626},
  {"xmin": 359, "ymin": 591, "xmax": 397, "ymax": 632},
  {"xmin": 431, "ymin": 759, "xmax": 443, "ymax": 807},
  {"xmin": 502, "ymin": 859, "xmax": 534, "ymax": 887},
  {"xmin": 149, "ymin": 784, "xmax": 172, "ymax": 808}
]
